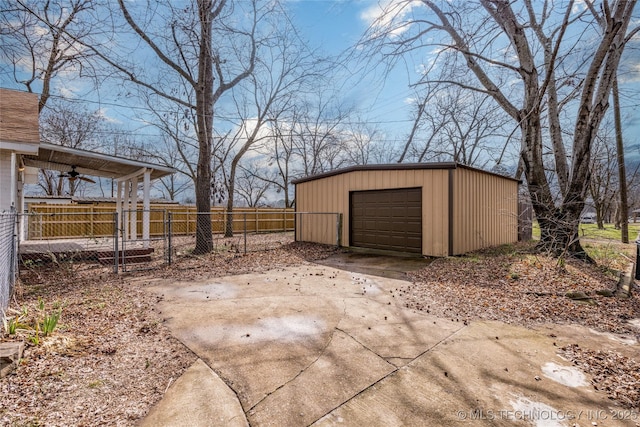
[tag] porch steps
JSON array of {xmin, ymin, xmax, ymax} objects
[
  {"xmin": 97, "ymin": 248, "xmax": 155, "ymax": 265},
  {"xmin": 20, "ymin": 248, "xmax": 155, "ymax": 266}
]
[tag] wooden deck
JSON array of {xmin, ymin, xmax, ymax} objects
[{"xmin": 19, "ymin": 238, "xmax": 156, "ymax": 265}]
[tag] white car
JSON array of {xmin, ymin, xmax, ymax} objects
[{"xmin": 580, "ymin": 213, "xmax": 596, "ymax": 224}]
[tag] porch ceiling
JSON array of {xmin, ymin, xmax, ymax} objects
[{"xmin": 21, "ymin": 142, "xmax": 175, "ymax": 181}]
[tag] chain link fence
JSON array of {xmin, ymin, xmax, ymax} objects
[
  {"xmin": 167, "ymin": 210, "xmax": 295, "ymax": 261},
  {"xmin": 0, "ymin": 209, "xmax": 17, "ymax": 312},
  {"xmin": 119, "ymin": 209, "xmax": 168, "ymax": 272},
  {"xmin": 18, "ymin": 211, "xmax": 119, "ymax": 271},
  {"xmin": 13, "ymin": 209, "xmax": 340, "ymax": 274}
]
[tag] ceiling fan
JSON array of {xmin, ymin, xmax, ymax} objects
[{"xmin": 59, "ymin": 166, "xmax": 96, "ymax": 184}]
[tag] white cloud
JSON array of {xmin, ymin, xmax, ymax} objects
[
  {"xmin": 619, "ymin": 62, "xmax": 640, "ymax": 84},
  {"xmin": 360, "ymin": 0, "xmax": 424, "ymax": 38},
  {"xmin": 95, "ymin": 108, "xmax": 121, "ymax": 124}
]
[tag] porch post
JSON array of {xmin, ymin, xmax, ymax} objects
[
  {"xmin": 142, "ymin": 169, "xmax": 150, "ymax": 248},
  {"xmin": 130, "ymin": 176, "xmax": 138, "ymax": 240},
  {"xmin": 10, "ymin": 153, "xmax": 17, "ymax": 210},
  {"xmin": 116, "ymin": 180, "xmax": 123, "ymax": 231},
  {"xmin": 123, "ymin": 179, "xmax": 130, "ymax": 241}
]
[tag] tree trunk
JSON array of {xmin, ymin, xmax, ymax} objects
[
  {"xmin": 193, "ymin": 0, "xmax": 214, "ymax": 255},
  {"xmin": 537, "ymin": 208, "xmax": 592, "ymax": 261},
  {"xmin": 597, "ymin": 212, "xmax": 604, "ymax": 230},
  {"xmin": 613, "ymin": 76, "xmax": 629, "ymax": 243},
  {"xmin": 520, "ymin": 114, "xmax": 592, "ymax": 261},
  {"xmin": 224, "ymin": 166, "xmax": 236, "ymax": 238}
]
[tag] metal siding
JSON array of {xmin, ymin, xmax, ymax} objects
[
  {"xmin": 421, "ymin": 170, "xmax": 448, "ymax": 257},
  {"xmin": 452, "ymin": 168, "xmax": 518, "ymax": 254}
]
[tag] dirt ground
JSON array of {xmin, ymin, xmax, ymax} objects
[{"xmin": 1, "ymin": 240, "xmax": 638, "ymax": 425}]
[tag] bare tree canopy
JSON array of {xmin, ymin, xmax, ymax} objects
[
  {"xmin": 360, "ymin": 0, "xmax": 639, "ymax": 259},
  {"xmin": 0, "ymin": 0, "xmax": 95, "ymax": 112},
  {"xmin": 73, "ymin": 0, "xmax": 280, "ymax": 253}
]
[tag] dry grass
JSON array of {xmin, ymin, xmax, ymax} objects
[
  {"xmin": 0, "ymin": 241, "xmax": 336, "ymax": 426},
  {"xmin": 401, "ymin": 241, "xmax": 640, "ymax": 410},
  {"xmin": 2, "ymin": 237, "xmax": 639, "ymax": 424}
]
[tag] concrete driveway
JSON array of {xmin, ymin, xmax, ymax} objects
[{"xmin": 140, "ymin": 258, "xmax": 639, "ymax": 427}]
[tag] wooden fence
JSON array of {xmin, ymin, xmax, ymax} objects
[{"xmin": 25, "ymin": 204, "xmax": 295, "ymax": 240}]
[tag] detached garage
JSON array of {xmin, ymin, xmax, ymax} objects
[{"xmin": 293, "ymin": 163, "xmax": 519, "ymax": 257}]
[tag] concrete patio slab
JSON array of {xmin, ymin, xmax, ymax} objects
[
  {"xmin": 139, "ymin": 358, "xmax": 248, "ymax": 427},
  {"xmin": 144, "ymin": 257, "xmax": 639, "ymax": 427},
  {"xmin": 247, "ymin": 329, "xmax": 395, "ymax": 426},
  {"xmin": 314, "ymin": 321, "xmax": 625, "ymax": 426}
]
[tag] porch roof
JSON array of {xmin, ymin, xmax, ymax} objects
[{"xmin": 21, "ymin": 142, "xmax": 175, "ymax": 181}]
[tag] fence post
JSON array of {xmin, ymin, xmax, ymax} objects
[
  {"xmin": 113, "ymin": 212, "xmax": 119, "ymax": 274},
  {"xmin": 244, "ymin": 213, "xmax": 247, "ymax": 254},
  {"xmin": 11, "ymin": 208, "xmax": 18, "ymax": 297},
  {"xmin": 168, "ymin": 211, "xmax": 173, "ymax": 265},
  {"xmin": 90, "ymin": 205, "xmax": 95, "ymax": 237},
  {"xmin": 336, "ymin": 213, "xmax": 342, "ymax": 247}
]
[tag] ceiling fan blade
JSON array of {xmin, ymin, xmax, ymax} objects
[
  {"xmin": 79, "ymin": 176, "xmax": 96, "ymax": 184},
  {"xmin": 68, "ymin": 176, "xmax": 77, "ymax": 182}
]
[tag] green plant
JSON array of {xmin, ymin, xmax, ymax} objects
[
  {"xmin": 37, "ymin": 298, "xmax": 62, "ymax": 337},
  {"xmin": 7, "ymin": 317, "xmax": 18, "ymax": 335},
  {"xmin": 40, "ymin": 309, "xmax": 61, "ymax": 336},
  {"xmin": 88, "ymin": 379, "xmax": 104, "ymax": 388},
  {"xmin": 2, "ymin": 307, "xmax": 29, "ymax": 336}
]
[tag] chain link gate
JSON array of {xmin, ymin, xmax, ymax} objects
[{"xmin": 119, "ymin": 209, "xmax": 168, "ymax": 272}]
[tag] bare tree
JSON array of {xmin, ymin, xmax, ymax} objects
[
  {"xmin": 1, "ymin": 0, "xmax": 95, "ymax": 111},
  {"xmin": 247, "ymin": 113, "xmax": 300, "ymax": 208},
  {"xmin": 292, "ymin": 93, "xmax": 352, "ymax": 176},
  {"xmin": 585, "ymin": 1, "xmax": 634, "ymax": 242},
  {"xmin": 213, "ymin": 29, "xmax": 314, "ymax": 235},
  {"xmin": 77, "ymin": 0, "xmax": 271, "ymax": 253},
  {"xmin": 589, "ymin": 129, "xmax": 619, "ymax": 229},
  {"xmin": 362, "ymin": 0, "xmax": 639, "ymax": 259},
  {"xmin": 38, "ymin": 102, "xmax": 104, "ymax": 196},
  {"xmin": 343, "ymin": 119, "xmax": 382, "ymax": 165},
  {"xmin": 400, "ymin": 85, "xmax": 510, "ymax": 167},
  {"xmin": 235, "ymin": 163, "xmax": 271, "ymax": 207}
]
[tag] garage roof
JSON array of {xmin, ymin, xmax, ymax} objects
[
  {"xmin": 22, "ymin": 142, "xmax": 175, "ymax": 181},
  {"xmin": 292, "ymin": 162, "xmax": 520, "ymax": 184}
]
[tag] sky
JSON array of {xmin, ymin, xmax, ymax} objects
[
  {"xmin": 0, "ymin": 0, "xmax": 417, "ymax": 150},
  {"xmin": 277, "ymin": 0, "xmax": 640, "ymax": 157},
  {"xmin": 286, "ymin": 0, "xmax": 419, "ymax": 142},
  {"xmin": 4, "ymin": 0, "xmax": 636, "ymax": 155},
  {"xmin": 2, "ymin": 0, "xmax": 640, "ymax": 202}
]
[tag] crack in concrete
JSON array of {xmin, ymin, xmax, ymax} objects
[
  {"xmin": 308, "ymin": 324, "xmax": 469, "ymax": 426},
  {"xmin": 246, "ymin": 298, "xmax": 349, "ymax": 416},
  {"xmin": 334, "ymin": 327, "xmax": 391, "ymax": 363},
  {"xmin": 195, "ymin": 357, "xmax": 252, "ymax": 426}
]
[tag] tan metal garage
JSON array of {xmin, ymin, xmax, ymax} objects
[{"xmin": 293, "ymin": 163, "xmax": 519, "ymax": 257}]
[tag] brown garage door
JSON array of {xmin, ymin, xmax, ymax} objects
[{"xmin": 350, "ymin": 187, "xmax": 422, "ymax": 253}]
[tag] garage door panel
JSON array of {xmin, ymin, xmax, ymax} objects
[
  {"xmin": 407, "ymin": 206, "xmax": 422, "ymax": 216},
  {"xmin": 350, "ymin": 188, "xmax": 422, "ymax": 254},
  {"xmin": 402, "ymin": 223, "xmax": 422, "ymax": 233}
]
